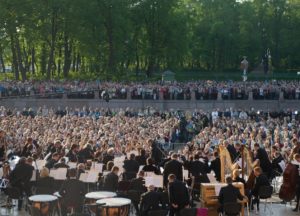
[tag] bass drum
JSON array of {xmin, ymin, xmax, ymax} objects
[{"xmin": 279, "ymin": 162, "xmax": 298, "ymax": 202}]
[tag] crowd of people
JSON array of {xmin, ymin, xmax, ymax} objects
[
  {"xmin": 0, "ymin": 105, "xmax": 300, "ymax": 216},
  {"xmin": 1, "ymin": 80, "xmax": 300, "ymax": 100}
]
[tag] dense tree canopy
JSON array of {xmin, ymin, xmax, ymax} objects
[{"xmin": 0, "ymin": 0, "xmax": 299, "ymax": 80}]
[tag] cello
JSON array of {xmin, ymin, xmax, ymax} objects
[{"xmin": 279, "ymin": 161, "xmax": 298, "ymax": 202}]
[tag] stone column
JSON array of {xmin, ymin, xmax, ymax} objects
[
  {"xmin": 191, "ymin": 91, "xmax": 196, "ymax": 101},
  {"xmin": 127, "ymin": 90, "xmax": 131, "ymax": 100},
  {"xmin": 279, "ymin": 91, "xmax": 284, "ymax": 101},
  {"xmin": 94, "ymin": 90, "xmax": 99, "ymax": 99}
]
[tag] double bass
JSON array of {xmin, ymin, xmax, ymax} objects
[{"xmin": 279, "ymin": 161, "xmax": 298, "ymax": 202}]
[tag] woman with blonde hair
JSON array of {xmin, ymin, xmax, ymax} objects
[{"xmin": 36, "ymin": 167, "xmax": 55, "ymax": 194}]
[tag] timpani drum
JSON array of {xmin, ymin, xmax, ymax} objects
[
  {"xmin": 96, "ymin": 198, "xmax": 131, "ymax": 216},
  {"xmin": 85, "ymin": 191, "xmax": 117, "ymax": 213},
  {"xmin": 29, "ymin": 195, "xmax": 58, "ymax": 216}
]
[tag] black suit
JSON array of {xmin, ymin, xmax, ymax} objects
[
  {"xmin": 36, "ymin": 176, "xmax": 55, "ymax": 195},
  {"xmin": 163, "ymin": 159, "xmax": 183, "ymax": 186},
  {"xmin": 103, "ymin": 172, "xmax": 119, "ymax": 192},
  {"xmin": 140, "ymin": 191, "xmax": 162, "ymax": 216},
  {"xmin": 218, "ymin": 184, "xmax": 244, "ymax": 212},
  {"xmin": 210, "ymin": 157, "xmax": 221, "ymax": 182},
  {"xmin": 9, "ymin": 162, "xmax": 34, "ymax": 209},
  {"xmin": 168, "ymin": 180, "xmax": 189, "ymax": 216},
  {"xmin": 123, "ymin": 159, "xmax": 139, "ymax": 180},
  {"xmin": 129, "ymin": 177, "xmax": 146, "ymax": 192},
  {"xmin": 142, "ymin": 164, "xmax": 160, "ymax": 175},
  {"xmin": 252, "ymin": 173, "xmax": 270, "ymax": 197},
  {"xmin": 59, "ymin": 178, "xmax": 85, "ymax": 216},
  {"xmin": 189, "ymin": 160, "xmax": 208, "ymax": 177},
  {"xmin": 136, "ymin": 155, "xmax": 147, "ymax": 166}
]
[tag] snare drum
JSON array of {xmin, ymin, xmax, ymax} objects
[
  {"xmin": 96, "ymin": 198, "xmax": 131, "ymax": 216},
  {"xmin": 29, "ymin": 195, "xmax": 58, "ymax": 216}
]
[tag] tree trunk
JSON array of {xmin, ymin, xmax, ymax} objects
[
  {"xmin": 76, "ymin": 53, "xmax": 80, "ymax": 72},
  {"xmin": 47, "ymin": 9, "xmax": 58, "ymax": 80},
  {"xmin": 31, "ymin": 47, "xmax": 35, "ymax": 74},
  {"xmin": 63, "ymin": 35, "xmax": 72, "ymax": 78},
  {"xmin": 15, "ymin": 36, "xmax": 26, "ymax": 81},
  {"xmin": 58, "ymin": 46, "xmax": 62, "ymax": 76},
  {"xmin": 40, "ymin": 43, "xmax": 47, "ymax": 76},
  {"xmin": 0, "ymin": 45, "xmax": 5, "ymax": 73},
  {"xmin": 10, "ymin": 34, "xmax": 19, "ymax": 80},
  {"xmin": 105, "ymin": 5, "xmax": 115, "ymax": 74}
]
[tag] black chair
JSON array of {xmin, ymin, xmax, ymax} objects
[
  {"xmin": 258, "ymin": 185, "xmax": 273, "ymax": 213},
  {"xmin": 160, "ymin": 192, "xmax": 170, "ymax": 210},
  {"xmin": 179, "ymin": 208, "xmax": 197, "ymax": 216},
  {"xmin": 127, "ymin": 190, "xmax": 142, "ymax": 214},
  {"xmin": 147, "ymin": 209, "xmax": 169, "ymax": 216},
  {"xmin": 2, "ymin": 186, "xmax": 20, "ymax": 208},
  {"xmin": 223, "ymin": 202, "xmax": 241, "ymax": 216}
]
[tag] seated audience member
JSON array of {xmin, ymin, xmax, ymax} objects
[
  {"xmin": 140, "ymin": 185, "xmax": 162, "ymax": 216},
  {"xmin": 142, "ymin": 157, "xmax": 161, "ymax": 175},
  {"xmin": 251, "ymin": 167, "xmax": 270, "ymax": 212},
  {"xmin": 103, "ymin": 166, "xmax": 119, "ymax": 192},
  {"xmin": 59, "ymin": 168, "xmax": 85, "ymax": 216},
  {"xmin": 218, "ymin": 176, "xmax": 246, "ymax": 214},
  {"xmin": 168, "ymin": 174, "xmax": 190, "ymax": 216},
  {"xmin": 54, "ymin": 157, "xmax": 70, "ymax": 169},
  {"xmin": 36, "ymin": 167, "xmax": 55, "ymax": 194},
  {"xmin": 123, "ymin": 153, "xmax": 139, "ymax": 180}
]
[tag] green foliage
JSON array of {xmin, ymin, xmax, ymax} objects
[{"xmin": 0, "ymin": 0, "xmax": 299, "ymax": 81}]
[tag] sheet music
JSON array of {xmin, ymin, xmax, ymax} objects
[
  {"xmin": 79, "ymin": 172, "xmax": 89, "ymax": 182},
  {"xmin": 214, "ymin": 184, "xmax": 222, "ymax": 196},
  {"xmin": 30, "ymin": 170, "xmax": 37, "ymax": 182},
  {"xmin": 139, "ymin": 165, "xmax": 144, "ymax": 172},
  {"xmin": 207, "ymin": 173, "xmax": 217, "ymax": 183},
  {"xmin": 35, "ymin": 160, "xmax": 46, "ymax": 170},
  {"xmin": 183, "ymin": 169, "xmax": 189, "ymax": 180},
  {"xmin": 144, "ymin": 172, "xmax": 155, "ymax": 177},
  {"xmin": 85, "ymin": 170, "xmax": 99, "ymax": 183},
  {"xmin": 68, "ymin": 162, "xmax": 77, "ymax": 169},
  {"xmin": 278, "ymin": 160, "xmax": 286, "ymax": 171},
  {"xmin": 50, "ymin": 168, "xmax": 68, "ymax": 180},
  {"xmin": 145, "ymin": 175, "xmax": 163, "ymax": 188},
  {"xmin": 0, "ymin": 168, "xmax": 3, "ymax": 178},
  {"xmin": 91, "ymin": 163, "xmax": 103, "ymax": 173}
]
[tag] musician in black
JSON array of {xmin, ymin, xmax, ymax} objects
[
  {"xmin": 123, "ymin": 153, "xmax": 139, "ymax": 180},
  {"xmin": 102, "ymin": 166, "xmax": 119, "ymax": 192},
  {"xmin": 218, "ymin": 176, "xmax": 246, "ymax": 214},
  {"xmin": 168, "ymin": 174, "xmax": 190, "ymax": 216},
  {"xmin": 45, "ymin": 152, "xmax": 60, "ymax": 170},
  {"xmin": 140, "ymin": 185, "xmax": 163, "ymax": 216},
  {"xmin": 251, "ymin": 166, "xmax": 270, "ymax": 212},
  {"xmin": 254, "ymin": 143, "xmax": 273, "ymax": 179},
  {"xmin": 59, "ymin": 168, "xmax": 85, "ymax": 216},
  {"xmin": 9, "ymin": 157, "xmax": 34, "ymax": 210},
  {"xmin": 66, "ymin": 144, "xmax": 79, "ymax": 162},
  {"xmin": 163, "ymin": 153, "xmax": 183, "ymax": 187},
  {"xmin": 142, "ymin": 157, "xmax": 161, "ymax": 175}
]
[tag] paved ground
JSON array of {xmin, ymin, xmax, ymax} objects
[{"xmin": 0, "ymin": 198, "xmax": 299, "ymax": 216}]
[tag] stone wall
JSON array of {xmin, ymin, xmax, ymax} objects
[{"xmin": 1, "ymin": 97, "xmax": 300, "ymax": 111}]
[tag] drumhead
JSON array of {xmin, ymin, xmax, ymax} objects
[
  {"xmin": 29, "ymin": 195, "xmax": 58, "ymax": 202},
  {"xmin": 85, "ymin": 191, "xmax": 117, "ymax": 199},
  {"xmin": 96, "ymin": 198, "xmax": 131, "ymax": 207}
]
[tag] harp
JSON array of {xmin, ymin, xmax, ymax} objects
[{"xmin": 220, "ymin": 145, "xmax": 258, "ymax": 183}]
